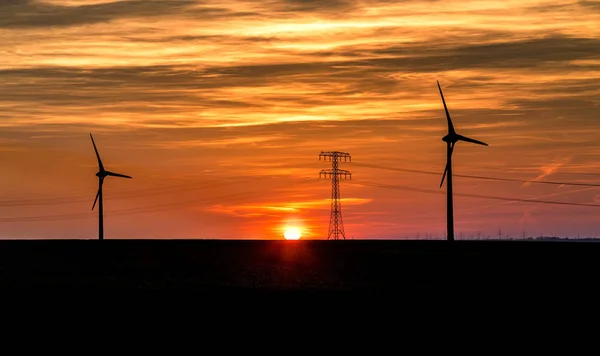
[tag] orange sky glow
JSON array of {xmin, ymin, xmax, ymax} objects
[{"xmin": 1, "ymin": 0, "xmax": 600, "ymax": 239}]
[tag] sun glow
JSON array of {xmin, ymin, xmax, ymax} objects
[{"xmin": 284, "ymin": 227, "xmax": 302, "ymax": 240}]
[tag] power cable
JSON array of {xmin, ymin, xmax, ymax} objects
[{"xmin": 350, "ymin": 162, "xmax": 600, "ymax": 187}]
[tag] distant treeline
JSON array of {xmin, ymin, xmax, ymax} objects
[{"xmin": 517, "ymin": 237, "xmax": 600, "ymax": 241}]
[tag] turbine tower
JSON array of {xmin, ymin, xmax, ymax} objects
[
  {"xmin": 319, "ymin": 151, "xmax": 352, "ymax": 240},
  {"xmin": 437, "ymin": 81, "xmax": 488, "ymax": 241},
  {"xmin": 90, "ymin": 133, "xmax": 132, "ymax": 241}
]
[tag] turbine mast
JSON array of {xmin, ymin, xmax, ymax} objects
[
  {"xmin": 446, "ymin": 143, "xmax": 454, "ymax": 241},
  {"xmin": 319, "ymin": 151, "xmax": 352, "ymax": 240},
  {"xmin": 99, "ymin": 179, "xmax": 104, "ymax": 241}
]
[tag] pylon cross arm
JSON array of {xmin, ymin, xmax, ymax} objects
[
  {"xmin": 319, "ymin": 170, "xmax": 352, "ymax": 179},
  {"xmin": 319, "ymin": 151, "xmax": 352, "ymax": 162}
]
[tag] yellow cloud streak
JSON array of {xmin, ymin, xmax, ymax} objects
[{"xmin": 206, "ymin": 197, "xmax": 373, "ymax": 216}]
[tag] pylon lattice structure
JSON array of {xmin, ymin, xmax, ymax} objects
[{"xmin": 319, "ymin": 151, "xmax": 352, "ymax": 240}]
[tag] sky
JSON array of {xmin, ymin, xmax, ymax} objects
[{"xmin": 1, "ymin": 0, "xmax": 600, "ymax": 240}]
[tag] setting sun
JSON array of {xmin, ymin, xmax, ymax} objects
[{"xmin": 284, "ymin": 227, "xmax": 302, "ymax": 240}]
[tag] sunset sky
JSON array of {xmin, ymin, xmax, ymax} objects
[{"xmin": 1, "ymin": 0, "xmax": 600, "ymax": 239}]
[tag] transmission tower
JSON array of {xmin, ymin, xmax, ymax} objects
[{"xmin": 319, "ymin": 151, "xmax": 352, "ymax": 240}]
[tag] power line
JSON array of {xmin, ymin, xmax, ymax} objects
[
  {"xmin": 348, "ymin": 180, "xmax": 600, "ymax": 208},
  {"xmin": 0, "ymin": 178, "xmax": 316, "ymax": 223},
  {"xmin": 4, "ymin": 161, "xmax": 598, "ymax": 207},
  {"xmin": 4, "ymin": 164, "xmax": 600, "ymax": 224},
  {"xmin": 346, "ymin": 155, "xmax": 600, "ymax": 177},
  {"xmin": 0, "ymin": 190, "xmax": 265, "ymax": 222},
  {"xmin": 0, "ymin": 181, "xmax": 227, "ymax": 206},
  {"xmin": 350, "ymin": 162, "xmax": 600, "ymax": 187},
  {"xmin": 0, "ymin": 176, "xmax": 286, "ymax": 207},
  {"xmin": 457, "ymin": 186, "xmax": 599, "ymax": 213}
]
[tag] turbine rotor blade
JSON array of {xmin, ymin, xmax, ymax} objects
[
  {"xmin": 92, "ymin": 177, "xmax": 104, "ymax": 210},
  {"xmin": 92, "ymin": 189, "xmax": 100, "ymax": 211},
  {"xmin": 440, "ymin": 163, "xmax": 449, "ymax": 188},
  {"xmin": 456, "ymin": 134, "xmax": 488, "ymax": 146},
  {"xmin": 437, "ymin": 81, "xmax": 456, "ymax": 135},
  {"xmin": 440, "ymin": 142, "xmax": 454, "ymax": 188},
  {"xmin": 105, "ymin": 171, "xmax": 132, "ymax": 179},
  {"xmin": 90, "ymin": 133, "xmax": 105, "ymax": 172}
]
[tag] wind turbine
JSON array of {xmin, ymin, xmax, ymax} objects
[
  {"xmin": 90, "ymin": 133, "xmax": 132, "ymax": 240},
  {"xmin": 437, "ymin": 81, "xmax": 488, "ymax": 241}
]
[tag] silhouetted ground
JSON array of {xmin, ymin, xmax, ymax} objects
[{"xmin": 0, "ymin": 240, "xmax": 598, "ymax": 300}]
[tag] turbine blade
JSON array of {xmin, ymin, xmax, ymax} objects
[
  {"xmin": 90, "ymin": 133, "xmax": 105, "ymax": 171},
  {"xmin": 457, "ymin": 134, "xmax": 488, "ymax": 146},
  {"xmin": 105, "ymin": 171, "xmax": 132, "ymax": 179},
  {"xmin": 440, "ymin": 142, "xmax": 454, "ymax": 188},
  {"xmin": 437, "ymin": 81, "xmax": 456, "ymax": 135},
  {"xmin": 440, "ymin": 163, "xmax": 448, "ymax": 188},
  {"xmin": 92, "ymin": 190, "xmax": 99, "ymax": 211},
  {"xmin": 92, "ymin": 177, "xmax": 104, "ymax": 210}
]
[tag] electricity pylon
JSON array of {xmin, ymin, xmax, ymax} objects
[{"xmin": 319, "ymin": 151, "xmax": 352, "ymax": 240}]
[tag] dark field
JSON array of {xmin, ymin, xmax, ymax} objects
[{"xmin": 1, "ymin": 239, "xmax": 599, "ymax": 298}]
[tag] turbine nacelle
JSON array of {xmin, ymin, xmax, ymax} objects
[
  {"xmin": 442, "ymin": 134, "xmax": 455, "ymax": 143},
  {"xmin": 95, "ymin": 170, "xmax": 132, "ymax": 179},
  {"xmin": 442, "ymin": 133, "xmax": 487, "ymax": 147}
]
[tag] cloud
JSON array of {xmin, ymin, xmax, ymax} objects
[
  {"xmin": 0, "ymin": 0, "xmax": 257, "ymax": 29},
  {"xmin": 355, "ymin": 36, "xmax": 600, "ymax": 72},
  {"xmin": 522, "ymin": 157, "xmax": 573, "ymax": 187},
  {"xmin": 3, "ymin": 36, "xmax": 598, "ymax": 120},
  {"xmin": 149, "ymin": 135, "xmax": 290, "ymax": 148},
  {"xmin": 205, "ymin": 197, "xmax": 373, "ymax": 217},
  {"xmin": 579, "ymin": 1, "xmax": 600, "ymax": 11},
  {"xmin": 267, "ymin": 0, "xmax": 357, "ymax": 13}
]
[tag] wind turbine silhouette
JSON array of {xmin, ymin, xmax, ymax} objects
[
  {"xmin": 90, "ymin": 133, "xmax": 132, "ymax": 240},
  {"xmin": 437, "ymin": 81, "xmax": 488, "ymax": 241}
]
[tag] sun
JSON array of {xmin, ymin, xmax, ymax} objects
[{"xmin": 284, "ymin": 227, "xmax": 302, "ymax": 240}]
